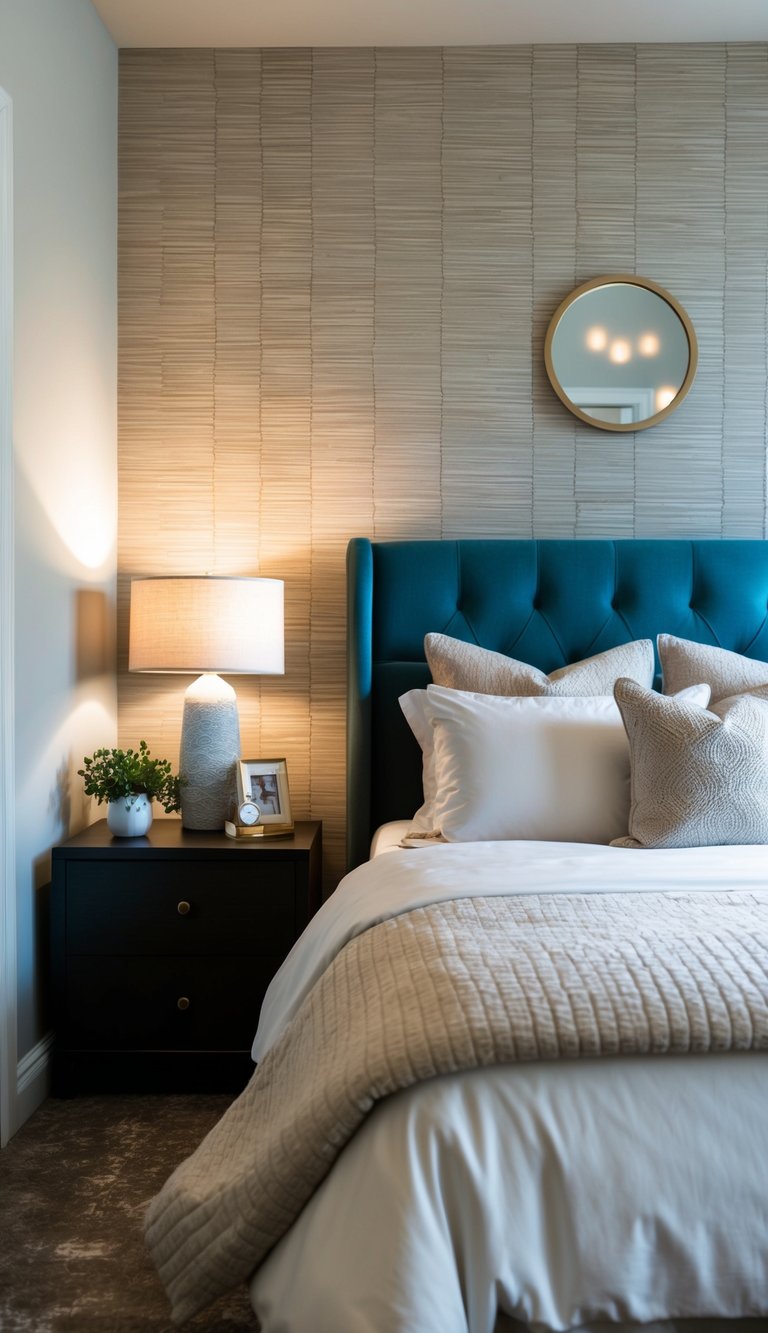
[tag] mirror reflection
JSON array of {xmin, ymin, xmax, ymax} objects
[{"xmin": 544, "ymin": 276, "xmax": 697, "ymax": 431}]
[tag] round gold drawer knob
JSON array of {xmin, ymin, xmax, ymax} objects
[
  {"xmin": 177, "ymin": 996, "xmax": 190, "ymax": 1011},
  {"xmin": 177, "ymin": 901, "xmax": 191, "ymax": 916}
]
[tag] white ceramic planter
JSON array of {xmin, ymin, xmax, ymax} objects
[{"xmin": 106, "ymin": 792, "xmax": 153, "ymax": 837}]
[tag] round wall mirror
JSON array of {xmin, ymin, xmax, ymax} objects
[{"xmin": 544, "ymin": 275, "xmax": 697, "ymax": 432}]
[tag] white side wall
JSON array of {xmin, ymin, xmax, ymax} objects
[{"xmin": 0, "ymin": 0, "xmax": 117, "ymax": 1130}]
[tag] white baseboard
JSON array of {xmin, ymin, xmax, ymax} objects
[{"xmin": 15, "ymin": 1030, "xmax": 54, "ymax": 1130}]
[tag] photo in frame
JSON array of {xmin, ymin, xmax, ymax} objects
[{"xmin": 236, "ymin": 758, "xmax": 293, "ymax": 834}]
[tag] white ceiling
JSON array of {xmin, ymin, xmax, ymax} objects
[{"xmin": 91, "ymin": 0, "xmax": 768, "ymax": 48}]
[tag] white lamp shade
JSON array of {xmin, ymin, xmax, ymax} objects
[{"xmin": 129, "ymin": 576, "xmax": 284, "ymax": 675}]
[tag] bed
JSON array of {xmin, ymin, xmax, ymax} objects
[{"xmin": 146, "ymin": 538, "xmax": 768, "ymax": 1333}]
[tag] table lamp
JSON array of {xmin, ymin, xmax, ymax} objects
[{"xmin": 128, "ymin": 576, "xmax": 284, "ymax": 830}]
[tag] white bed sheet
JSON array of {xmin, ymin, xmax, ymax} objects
[
  {"xmin": 368, "ymin": 819, "xmax": 412, "ymax": 858},
  {"xmin": 249, "ymin": 841, "xmax": 768, "ymax": 1333}
]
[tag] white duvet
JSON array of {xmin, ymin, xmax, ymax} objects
[{"xmin": 249, "ymin": 839, "xmax": 768, "ymax": 1333}]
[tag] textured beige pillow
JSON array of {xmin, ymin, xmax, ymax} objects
[
  {"xmin": 658, "ymin": 634, "xmax": 768, "ymax": 703},
  {"xmin": 425, "ymin": 633, "xmax": 654, "ymax": 697},
  {"xmin": 612, "ymin": 677, "xmax": 768, "ymax": 849}
]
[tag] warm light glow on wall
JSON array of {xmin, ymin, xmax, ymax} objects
[
  {"xmin": 655, "ymin": 385, "xmax": 677, "ymax": 411},
  {"xmin": 14, "ymin": 333, "xmax": 116, "ymax": 574},
  {"xmin": 638, "ymin": 333, "xmax": 660, "ymax": 357},
  {"xmin": 585, "ymin": 326, "xmax": 608, "ymax": 351},
  {"xmin": 17, "ymin": 430, "xmax": 115, "ymax": 574},
  {"xmin": 57, "ymin": 486, "xmax": 115, "ymax": 571},
  {"xmin": 609, "ymin": 339, "xmax": 632, "ymax": 365}
]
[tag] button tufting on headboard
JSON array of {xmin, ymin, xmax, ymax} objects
[{"xmin": 347, "ymin": 538, "xmax": 768, "ymax": 870}]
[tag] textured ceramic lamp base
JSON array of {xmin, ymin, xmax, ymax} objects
[{"xmin": 179, "ymin": 674, "xmax": 241, "ymax": 831}]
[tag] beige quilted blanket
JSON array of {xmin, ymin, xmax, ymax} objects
[{"xmin": 145, "ymin": 889, "xmax": 768, "ymax": 1325}]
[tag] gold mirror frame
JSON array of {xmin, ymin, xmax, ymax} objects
[{"xmin": 544, "ymin": 275, "xmax": 698, "ymax": 433}]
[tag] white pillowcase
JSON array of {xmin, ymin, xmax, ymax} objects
[
  {"xmin": 400, "ymin": 688, "xmax": 444, "ymax": 832},
  {"xmin": 400, "ymin": 682, "xmax": 710, "ymax": 845}
]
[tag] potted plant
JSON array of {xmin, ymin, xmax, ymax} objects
[{"xmin": 78, "ymin": 741, "xmax": 182, "ymax": 837}]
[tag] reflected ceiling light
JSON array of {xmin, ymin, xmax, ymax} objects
[
  {"xmin": 638, "ymin": 333, "xmax": 660, "ymax": 357},
  {"xmin": 544, "ymin": 274, "xmax": 698, "ymax": 433},
  {"xmin": 655, "ymin": 385, "xmax": 677, "ymax": 411},
  {"xmin": 585, "ymin": 326, "xmax": 608, "ymax": 351}
]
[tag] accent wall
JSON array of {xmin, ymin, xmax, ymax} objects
[{"xmin": 118, "ymin": 44, "xmax": 768, "ymax": 887}]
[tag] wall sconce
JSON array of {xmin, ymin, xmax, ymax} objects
[{"xmin": 128, "ymin": 576, "xmax": 285, "ymax": 830}]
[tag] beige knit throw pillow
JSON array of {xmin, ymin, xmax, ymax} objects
[
  {"xmin": 425, "ymin": 633, "xmax": 654, "ymax": 697},
  {"xmin": 658, "ymin": 633, "xmax": 768, "ymax": 703},
  {"xmin": 612, "ymin": 677, "xmax": 768, "ymax": 849}
]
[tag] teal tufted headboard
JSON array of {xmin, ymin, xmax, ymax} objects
[{"xmin": 346, "ymin": 538, "xmax": 768, "ymax": 870}]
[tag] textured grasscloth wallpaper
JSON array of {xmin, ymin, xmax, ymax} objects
[{"xmin": 118, "ymin": 44, "xmax": 768, "ymax": 886}]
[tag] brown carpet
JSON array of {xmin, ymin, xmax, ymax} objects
[{"xmin": 0, "ymin": 1095, "xmax": 258, "ymax": 1332}]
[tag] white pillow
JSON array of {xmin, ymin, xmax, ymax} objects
[
  {"xmin": 400, "ymin": 682, "xmax": 710, "ymax": 844},
  {"xmin": 400, "ymin": 688, "xmax": 442, "ymax": 832}
]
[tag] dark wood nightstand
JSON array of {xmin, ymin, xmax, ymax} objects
[{"xmin": 50, "ymin": 819, "xmax": 321, "ymax": 1095}]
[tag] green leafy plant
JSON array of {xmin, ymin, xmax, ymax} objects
[{"xmin": 78, "ymin": 741, "xmax": 182, "ymax": 814}]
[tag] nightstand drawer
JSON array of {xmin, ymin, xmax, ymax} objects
[
  {"xmin": 65, "ymin": 861, "xmax": 296, "ymax": 955},
  {"xmin": 64, "ymin": 955, "xmax": 276, "ymax": 1049}
]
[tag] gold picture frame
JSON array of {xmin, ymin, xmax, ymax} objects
[{"xmin": 236, "ymin": 757, "xmax": 293, "ymax": 835}]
